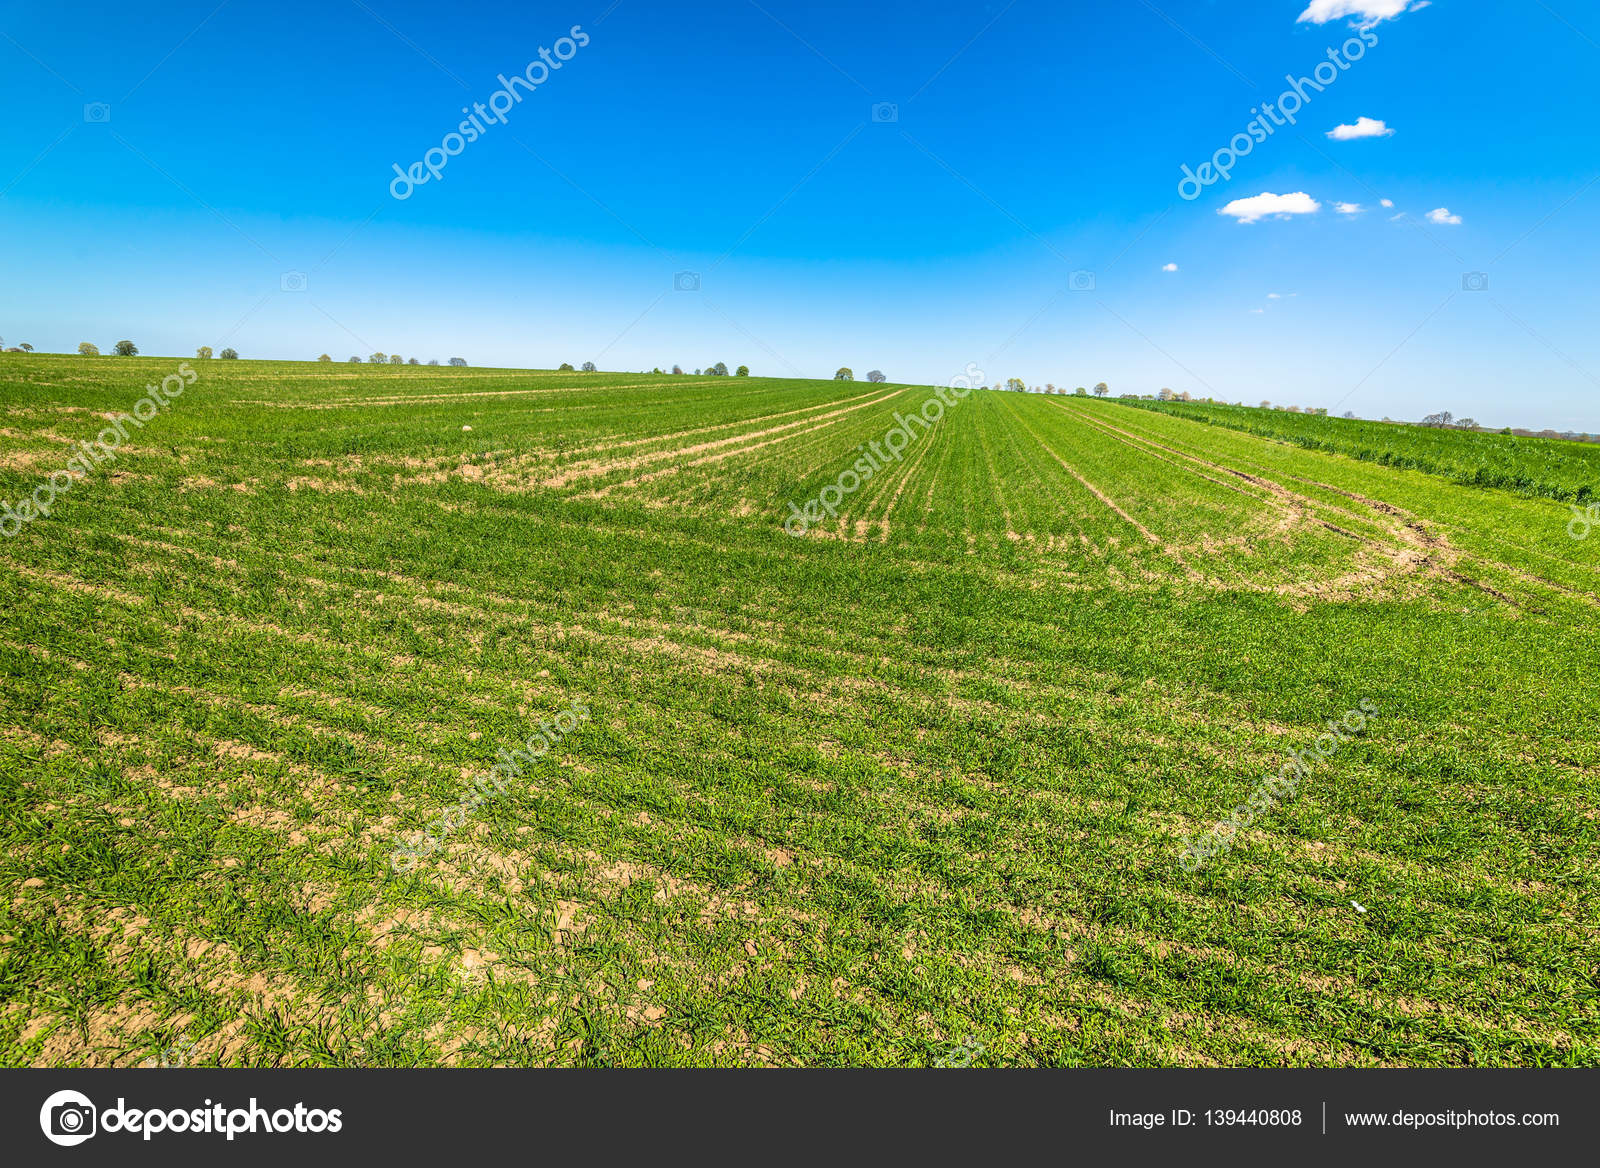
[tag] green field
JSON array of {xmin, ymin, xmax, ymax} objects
[
  {"xmin": 2, "ymin": 355, "xmax": 1596, "ymax": 1067},
  {"xmin": 1117, "ymin": 397, "xmax": 1600, "ymax": 503}
]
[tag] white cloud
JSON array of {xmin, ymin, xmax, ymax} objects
[
  {"xmin": 1217, "ymin": 191, "xmax": 1321, "ymax": 224},
  {"xmin": 1297, "ymin": 1, "xmax": 1417, "ymax": 25},
  {"xmin": 1380, "ymin": 198, "xmax": 1394, "ymax": 208},
  {"xmin": 1426, "ymin": 207, "xmax": 1463, "ymax": 225},
  {"xmin": 1249, "ymin": 308, "xmax": 1267, "ymax": 314},
  {"xmin": 1161, "ymin": 262, "xmax": 1179, "ymax": 272},
  {"xmin": 1327, "ymin": 116, "xmax": 1394, "ymax": 141},
  {"xmin": 1335, "ymin": 202, "xmax": 1364, "ymax": 214},
  {"xmin": 1267, "ymin": 293, "xmax": 1283, "ymax": 299}
]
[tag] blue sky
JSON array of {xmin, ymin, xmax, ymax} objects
[{"xmin": 2, "ymin": 0, "xmax": 1597, "ymax": 429}]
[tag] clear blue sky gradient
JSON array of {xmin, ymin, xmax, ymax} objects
[{"xmin": 3, "ymin": 0, "xmax": 1597, "ymax": 429}]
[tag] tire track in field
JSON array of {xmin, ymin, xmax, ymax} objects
[
  {"xmin": 988, "ymin": 398, "xmax": 1093, "ymax": 547},
  {"xmin": 871, "ymin": 418, "xmax": 939, "ymax": 541},
  {"xmin": 548, "ymin": 387, "xmax": 906, "ymax": 491},
  {"xmin": 1057, "ymin": 402, "xmax": 1447, "ymax": 597},
  {"xmin": 1009, "ymin": 405, "xmax": 1199, "ymax": 578},
  {"xmin": 458, "ymin": 386, "xmax": 898, "ymax": 492},
  {"xmin": 233, "ymin": 379, "xmax": 724, "ymax": 408},
  {"xmin": 1064, "ymin": 404, "xmax": 1426, "ymax": 543},
  {"xmin": 1053, "ymin": 404, "xmax": 1319, "ymax": 581},
  {"xmin": 1066, "ymin": 405, "xmax": 1543, "ymax": 607},
  {"xmin": 547, "ymin": 385, "xmax": 895, "ymax": 466},
  {"xmin": 972, "ymin": 397, "xmax": 1020, "ymax": 541},
  {"xmin": 1069, "ymin": 413, "xmax": 1600, "ymax": 606}
]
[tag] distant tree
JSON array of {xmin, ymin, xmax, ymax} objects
[
  {"xmin": 652, "ymin": 367, "xmax": 664, "ymax": 374},
  {"xmin": 671, "ymin": 365, "xmax": 684, "ymax": 375},
  {"xmin": 694, "ymin": 369, "xmax": 701, "ymax": 375},
  {"xmin": 1457, "ymin": 418, "xmax": 1478, "ymax": 430},
  {"xmin": 1005, "ymin": 377, "xmax": 1025, "ymax": 392},
  {"xmin": 834, "ymin": 367, "xmax": 854, "ymax": 381},
  {"xmin": 1045, "ymin": 383, "xmax": 1055, "ymax": 394},
  {"xmin": 318, "ymin": 353, "xmax": 332, "ymax": 362},
  {"xmin": 1288, "ymin": 405, "xmax": 1302, "ymax": 413},
  {"xmin": 1075, "ymin": 386, "xmax": 1087, "ymax": 396},
  {"xmin": 219, "ymin": 348, "xmax": 238, "ymax": 360},
  {"xmin": 867, "ymin": 370, "xmax": 886, "ymax": 383},
  {"xmin": 1259, "ymin": 400, "xmax": 1271, "ymax": 409},
  {"xmin": 78, "ymin": 341, "xmax": 100, "ymax": 356},
  {"xmin": 558, "ymin": 362, "xmax": 575, "ymax": 372},
  {"xmin": 581, "ymin": 361, "xmax": 597, "ymax": 372},
  {"xmin": 19, "ymin": 343, "xmax": 32, "ymax": 352},
  {"xmin": 1178, "ymin": 391, "xmax": 1192, "ymax": 403},
  {"xmin": 448, "ymin": 357, "xmax": 467, "ymax": 367},
  {"xmin": 427, "ymin": 359, "xmax": 440, "ymax": 366},
  {"xmin": 1342, "ymin": 411, "xmax": 1357, "ymax": 419},
  {"xmin": 1093, "ymin": 382, "xmax": 1109, "ymax": 397},
  {"xmin": 192, "ymin": 346, "xmax": 212, "ymax": 359},
  {"xmin": 369, "ymin": 353, "xmax": 387, "ymax": 363},
  {"xmin": 709, "ymin": 362, "xmax": 728, "ymax": 376},
  {"xmin": 407, "ymin": 357, "xmax": 419, "ymax": 365},
  {"xmin": 389, "ymin": 354, "xmax": 404, "ymax": 365},
  {"xmin": 348, "ymin": 356, "xmax": 361, "ymax": 363},
  {"xmin": 735, "ymin": 365, "xmax": 749, "ymax": 377},
  {"xmin": 1158, "ymin": 387, "xmax": 1175, "ymax": 401},
  {"xmin": 113, "ymin": 340, "xmax": 138, "ymax": 356}
]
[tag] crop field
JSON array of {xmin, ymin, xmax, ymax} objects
[
  {"xmin": 1119, "ymin": 397, "xmax": 1600, "ymax": 503},
  {"xmin": 1, "ymin": 355, "xmax": 1596, "ymax": 1068}
]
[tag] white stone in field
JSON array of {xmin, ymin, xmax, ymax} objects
[{"xmin": 462, "ymin": 425, "xmax": 472, "ymax": 431}]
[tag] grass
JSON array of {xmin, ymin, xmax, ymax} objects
[
  {"xmin": 1112, "ymin": 396, "xmax": 1600, "ymax": 503},
  {"xmin": 0, "ymin": 354, "xmax": 1596, "ymax": 1067}
]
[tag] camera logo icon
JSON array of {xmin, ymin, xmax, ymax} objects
[
  {"xmin": 40, "ymin": 1090, "xmax": 97, "ymax": 1146},
  {"xmin": 280, "ymin": 271, "xmax": 309, "ymax": 293},
  {"xmin": 1461, "ymin": 271, "xmax": 1489, "ymax": 292},
  {"xmin": 1070, "ymin": 270, "xmax": 1096, "ymax": 292},
  {"xmin": 84, "ymin": 102, "xmax": 112, "ymax": 124},
  {"xmin": 871, "ymin": 102, "xmax": 899, "ymax": 124},
  {"xmin": 674, "ymin": 271, "xmax": 700, "ymax": 292}
]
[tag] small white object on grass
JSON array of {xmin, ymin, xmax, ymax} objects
[
  {"xmin": 462, "ymin": 425, "xmax": 472, "ymax": 431},
  {"xmin": 1351, "ymin": 900, "xmax": 1367, "ymax": 913}
]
